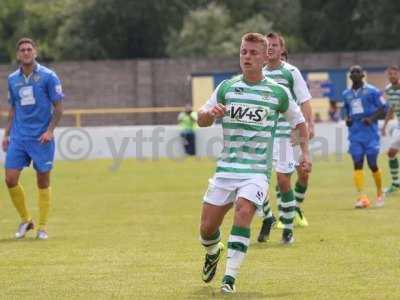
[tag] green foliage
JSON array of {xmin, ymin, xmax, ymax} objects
[
  {"xmin": 54, "ymin": 0, "xmax": 212, "ymax": 60},
  {"xmin": 166, "ymin": 4, "xmax": 272, "ymax": 58},
  {"xmin": 0, "ymin": 0, "xmax": 25, "ymax": 62},
  {"xmin": 0, "ymin": 0, "xmax": 399, "ymax": 61}
]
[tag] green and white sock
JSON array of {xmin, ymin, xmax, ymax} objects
[
  {"xmin": 262, "ymin": 198, "xmax": 273, "ymax": 220},
  {"xmin": 279, "ymin": 190, "xmax": 296, "ymax": 231},
  {"xmin": 294, "ymin": 181, "xmax": 307, "ymax": 206},
  {"xmin": 276, "ymin": 185, "xmax": 282, "ymax": 219},
  {"xmin": 200, "ymin": 229, "xmax": 221, "ymax": 255},
  {"xmin": 389, "ymin": 157, "xmax": 400, "ymax": 186},
  {"xmin": 225, "ymin": 226, "xmax": 250, "ymax": 279}
]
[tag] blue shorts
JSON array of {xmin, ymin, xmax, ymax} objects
[
  {"xmin": 5, "ymin": 139, "xmax": 55, "ymax": 172},
  {"xmin": 348, "ymin": 139, "xmax": 380, "ymax": 157}
]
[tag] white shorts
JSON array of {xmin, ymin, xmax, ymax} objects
[
  {"xmin": 272, "ymin": 138, "xmax": 298, "ymax": 174},
  {"xmin": 390, "ymin": 127, "xmax": 400, "ymax": 150},
  {"xmin": 203, "ymin": 176, "xmax": 268, "ymax": 209}
]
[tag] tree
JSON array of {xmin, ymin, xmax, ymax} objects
[
  {"xmin": 0, "ymin": 0, "xmax": 25, "ymax": 62},
  {"xmin": 166, "ymin": 3, "xmax": 272, "ymax": 58},
  {"xmin": 54, "ymin": 0, "xmax": 212, "ymax": 60}
]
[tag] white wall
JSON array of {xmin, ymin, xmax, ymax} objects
[{"xmin": 0, "ymin": 121, "xmax": 396, "ymax": 163}]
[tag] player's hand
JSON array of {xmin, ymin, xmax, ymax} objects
[
  {"xmin": 345, "ymin": 118, "xmax": 353, "ymax": 127},
  {"xmin": 362, "ymin": 117, "xmax": 372, "ymax": 126},
  {"xmin": 38, "ymin": 130, "xmax": 54, "ymax": 144},
  {"xmin": 299, "ymin": 155, "xmax": 312, "ymax": 173},
  {"xmin": 2, "ymin": 136, "xmax": 9, "ymax": 152},
  {"xmin": 209, "ymin": 104, "xmax": 226, "ymax": 119}
]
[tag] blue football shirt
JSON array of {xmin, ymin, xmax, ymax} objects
[
  {"xmin": 8, "ymin": 63, "xmax": 64, "ymax": 140},
  {"xmin": 342, "ymin": 83, "xmax": 385, "ymax": 142}
]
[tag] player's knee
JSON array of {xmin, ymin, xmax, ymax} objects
[
  {"xmin": 297, "ymin": 169, "xmax": 309, "ymax": 184},
  {"xmin": 388, "ymin": 148, "xmax": 398, "ymax": 158},
  {"xmin": 36, "ymin": 173, "xmax": 50, "ymax": 189},
  {"xmin": 368, "ymin": 164, "xmax": 378, "ymax": 172},
  {"xmin": 5, "ymin": 176, "xmax": 18, "ymax": 188},
  {"xmin": 234, "ymin": 200, "xmax": 255, "ymax": 224},
  {"xmin": 353, "ymin": 162, "xmax": 363, "ymax": 170},
  {"xmin": 277, "ymin": 174, "xmax": 291, "ymax": 192},
  {"xmin": 200, "ymin": 221, "xmax": 218, "ymax": 239}
]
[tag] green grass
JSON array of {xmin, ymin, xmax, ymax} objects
[{"xmin": 0, "ymin": 156, "xmax": 399, "ymax": 299}]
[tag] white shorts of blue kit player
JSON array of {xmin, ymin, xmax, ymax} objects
[
  {"xmin": 272, "ymin": 137, "xmax": 298, "ymax": 174},
  {"xmin": 203, "ymin": 176, "xmax": 268, "ymax": 209},
  {"xmin": 5, "ymin": 139, "xmax": 55, "ymax": 173}
]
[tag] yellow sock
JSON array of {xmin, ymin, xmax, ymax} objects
[
  {"xmin": 8, "ymin": 184, "xmax": 31, "ymax": 222},
  {"xmin": 38, "ymin": 187, "xmax": 51, "ymax": 230},
  {"xmin": 372, "ymin": 169, "xmax": 383, "ymax": 196},
  {"xmin": 353, "ymin": 170, "xmax": 365, "ymax": 197}
]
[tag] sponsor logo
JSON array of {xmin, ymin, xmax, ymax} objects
[
  {"xmin": 234, "ymin": 87, "xmax": 244, "ymax": 94},
  {"xmin": 256, "ymin": 191, "xmax": 264, "ymax": 201},
  {"xmin": 55, "ymin": 84, "xmax": 63, "ymax": 95},
  {"xmin": 229, "ymin": 104, "xmax": 269, "ymax": 123}
]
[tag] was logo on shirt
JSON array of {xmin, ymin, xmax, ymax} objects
[{"xmin": 229, "ymin": 104, "xmax": 269, "ymax": 124}]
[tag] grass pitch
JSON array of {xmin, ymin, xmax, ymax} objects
[{"xmin": 0, "ymin": 156, "xmax": 399, "ymax": 299}]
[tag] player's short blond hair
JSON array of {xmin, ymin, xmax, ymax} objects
[
  {"xmin": 241, "ymin": 33, "xmax": 268, "ymax": 50},
  {"xmin": 387, "ymin": 65, "xmax": 400, "ymax": 72},
  {"xmin": 266, "ymin": 32, "xmax": 286, "ymax": 50}
]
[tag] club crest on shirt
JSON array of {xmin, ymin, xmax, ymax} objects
[{"xmin": 33, "ymin": 74, "xmax": 41, "ymax": 82}]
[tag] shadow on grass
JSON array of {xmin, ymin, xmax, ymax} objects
[
  {"xmin": 0, "ymin": 237, "xmax": 54, "ymax": 243},
  {"xmin": 191, "ymin": 286, "xmax": 296, "ymax": 299},
  {"xmin": 250, "ymin": 242, "xmax": 297, "ymax": 250}
]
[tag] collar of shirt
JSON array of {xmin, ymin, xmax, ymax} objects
[{"xmin": 19, "ymin": 63, "xmax": 40, "ymax": 83}]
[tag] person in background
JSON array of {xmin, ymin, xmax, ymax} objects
[
  {"xmin": 342, "ymin": 65, "xmax": 386, "ymax": 208},
  {"xmin": 381, "ymin": 65, "xmax": 400, "ymax": 195},
  {"xmin": 178, "ymin": 104, "xmax": 197, "ymax": 156}
]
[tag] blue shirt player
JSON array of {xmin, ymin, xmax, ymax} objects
[
  {"xmin": 2, "ymin": 38, "xmax": 64, "ymax": 240},
  {"xmin": 342, "ymin": 65, "xmax": 386, "ymax": 209}
]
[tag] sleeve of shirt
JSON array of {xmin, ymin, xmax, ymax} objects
[
  {"xmin": 200, "ymin": 81, "xmax": 224, "ymax": 111},
  {"xmin": 47, "ymin": 72, "xmax": 64, "ymax": 102},
  {"xmin": 292, "ymin": 67, "xmax": 312, "ymax": 104},
  {"xmin": 279, "ymin": 85, "xmax": 305, "ymax": 128},
  {"xmin": 341, "ymin": 91, "xmax": 350, "ymax": 117},
  {"xmin": 7, "ymin": 80, "xmax": 15, "ymax": 107}
]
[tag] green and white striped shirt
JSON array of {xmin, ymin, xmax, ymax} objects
[
  {"xmin": 385, "ymin": 83, "xmax": 400, "ymax": 127},
  {"xmin": 263, "ymin": 61, "xmax": 311, "ymax": 138},
  {"xmin": 202, "ymin": 75, "xmax": 305, "ymax": 180}
]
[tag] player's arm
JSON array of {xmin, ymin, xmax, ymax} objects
[
  {"xmin": 3, "ymin": 80, "xmax": 16, "ymax": 152},
  {"xmin": 300, "ymin": 101, "xmax": 314, "ymax": 139},
  {"xmin": 279, "ymin": 88, "xmax": 311, "ymax": 173},
  {"xmin": 362, "ymin": 90, "xmax": 386, "ymax": 125},
  {"xmin": 341, "ymin": 92, "xmax": 353, "ymax": 126},
  {"xmin": 2, "ymin": 106, "xmax": 15, "ymax": 152},
  {"xmin": 39, "ymin": 73, "xmax": 65, "ymax": 143},
  {"xmin": 292, "ymin": 67, "xmax": 314, "ymax": 139},
  {"xmin": 198, "ymin": 82, "xmax": 226, "ymax": 127},
  {"xmin": 381, "ymin": 106, "xmax": 394, "ymax": 136}
]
